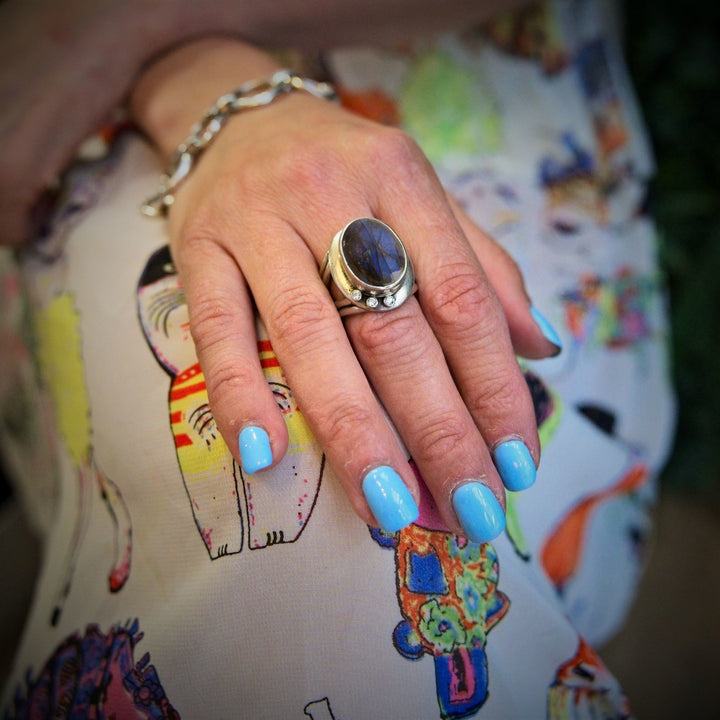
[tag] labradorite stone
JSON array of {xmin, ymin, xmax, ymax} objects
[{"xmin": 341, "ymin": 219, "xmax": 404, "ymax": 288}]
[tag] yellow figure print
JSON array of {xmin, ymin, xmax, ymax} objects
[
  {"xmin": 137, "ymin": 246, "xmax": 325, "ymax": 558},
  {"xmin": 35, "ymin": 292, "xmax": 132, "ymax": 625}
]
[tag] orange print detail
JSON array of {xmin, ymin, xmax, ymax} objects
[
  {"xmin": 170, "ymin": 380, "xmax": 207, "ymax": 402},
  {"xmin": 174, "ymin": 434, "xmax": 193, "ymax": 448},
  {"xmin": 541, "ymin": 464, "xmax": 648, "ymax": 589}
]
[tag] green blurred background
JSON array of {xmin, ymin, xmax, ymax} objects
[{"xmin": 624, "ymin": 0, "xmax": 720, "ymax": 496}]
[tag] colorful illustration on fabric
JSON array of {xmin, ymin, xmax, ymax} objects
[
  {"xmin": 4, "ymin": 619, "xmax": 179, "ymax": 719},
  {"xmin": 438, "ymin": 166, "xmax": 530, "ymax": 260},
  {"xmin": 399, "ymin": 48, "xmax": 502, "ymax": 165},
  {"xmin": 505, "ymin": 370, "xmax": 564, "ymax": 561},
  {"xmin": 137, "ymin": 246, "xmax": 324, "ymax": 558},
  {"xmin": 34, "ymin": 292, "xmax": 132, "ymax": 626},
  {"xmin": 547, "ymin": 637, "xmax": 632, "ymax": 719},
  {"xmin": 337, "ymin": 85, "xmax": 400, "ymax": 126},
  {"xmin": 371, "ymin": 466, "xmax": 510, "ymax": 720},
  {"xmin": 539, "ymin": 131, "xmax": 609, "ymax": 239},
  {"xmin": 0, "ymin": 253, "xmax": 60, "ymax": 535},
  {"xmin": 481, "ymin": 1, "xmax": 569, "ymax": 74},
  {"xmin": 538, "ymin": 35, "xmax": 641, "ymax": 233},
  {"xmin": 303, "ymin": 697, "xmax": 339, "ymax": 719},
  {"xmin": 30, "ymin": 120, "xmax": 129, "ymax": 264},
  {"xmin": 526, "ymin": 370, "xmax": 562, "ymax": 449},
  {"xmin": 560, "ymin": 268, "xmax": 657, "ymax": 351},
  {"xmin": 575, "ymin": 38, "xmax": 630, "ymax": 167},
  {"xmin": 540, "ymin": 462, "xmax": 648, "ymax": 595}
]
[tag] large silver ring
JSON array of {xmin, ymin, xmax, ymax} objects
[{"xmin": 320, "ymin": 217, "xmax": 417, "ymax": 316}]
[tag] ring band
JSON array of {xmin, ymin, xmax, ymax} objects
[{"xmin": 320, "ymin": 218, "xmax": 417, "ymax": 316}]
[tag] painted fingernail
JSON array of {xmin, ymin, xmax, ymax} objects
[
  {"xmin": 238, "ymin": 426, "xmax": 273, "ymax": 474},
  {"xmin": 362, "ymin": 466, "xmax": 419, "ymax": 533},
  {"xmin": 452, "ymin": 482, "xmax": 506, "ymax": 543},
  {"xmin": 531, "ymin": 307, "xmax": 563, "ymax": 353},
  {"xmin": 493, "ymin": 440, "xmax": 536, "ymax": 492}
]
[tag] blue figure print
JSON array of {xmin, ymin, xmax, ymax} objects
[{"xmin": 370, "ymin": 481, "xmax": 510, "ymax": 720}]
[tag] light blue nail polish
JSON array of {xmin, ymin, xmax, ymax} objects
[
  {"xmin": 452, "ymin": 483, "xmax": 506, "ymax": 543},
  {"xmin": 531, "ymin": 307, "xmax": 563, "ymax": 352},
  {"xmin": 238, "ymin": 426, "xmax": 272, "ymax": 474},
  {"xmin": 493, "ymin": 440, "xmax": 536, "ymax": 492},
  {"xmin": 362, "ymin": 466, "xmax": 419, "ymax": 533}
]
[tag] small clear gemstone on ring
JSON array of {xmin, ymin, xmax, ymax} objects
[
  {"xmin": 383, "ymin": 296, "xmax": 396, "ymax": 307},
  {"xmin": 366, "ymin": 297, "xmax": 379, "ymax": 308},
  {"xmin": 350, "ymin": 289, "xmax": 362, "ymax": 301}
]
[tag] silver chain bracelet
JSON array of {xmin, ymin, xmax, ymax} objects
[{"xmin": 140, "ymin": 68, "xmax": 338, "ymax": 218}]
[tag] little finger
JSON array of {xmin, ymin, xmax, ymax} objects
[{"xmin": 173, "ymin": 236, "xmax": 290, "ymax": 474}]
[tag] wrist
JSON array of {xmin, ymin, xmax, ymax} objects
[
  {"xmin": 139, "ymin": 66, "xmax": 337, "ymax": 218},
  {"xmin": 130, "ymin": 38, "xmax": 283, "ymax": 158}
]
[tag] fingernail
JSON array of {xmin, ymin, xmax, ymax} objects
[
  {"xmin": 531, "ymin": 307, "xmax": 563, "ymax": 353},
  {"xmin": 452, "ymin": 482, "xmax": 506, "ymax": 543},
  {"xmin": 238, "ymin": 426, "xmax": 273, "ymax": 474},
  {"xmin": 362, "ymin": 466, "xmax": 419, "ymax": 533},
  {"xmin": 493, "ymin": 440, "xmax": 536, "ymax": 492}
]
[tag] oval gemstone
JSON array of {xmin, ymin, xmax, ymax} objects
[{"xmin": 341, "ymin": 219, "xmax": 405, "ymax": 288}]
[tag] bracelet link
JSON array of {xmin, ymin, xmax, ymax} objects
[{"xmin": 140, "ymin": 69, "xmax": 337, "ymax": 218}]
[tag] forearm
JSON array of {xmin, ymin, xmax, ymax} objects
[
  {"xmin": 0, "ymin": 0, "xmax": 172, "ymax": 244},
  {"xmin": 164, "ymin": 0, "xmax": 533, "ymax": 50},
  {"xmin": 0, "ymin": 0, "xmax": 530, "ymax": 244}
]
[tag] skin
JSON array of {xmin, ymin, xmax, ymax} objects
[
  {"xmin": 130, "ymin": 38, "xmax": 557, "ymax": 534},
  {"xmin": 0, "ymin": 0, "xmax": 533, "ymax": 245},
  {"xmin": 0, "ymin": 1, "xmax": 554, "ymax": 536}
]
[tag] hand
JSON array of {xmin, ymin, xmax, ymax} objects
[{"xmin": 132, "ymin": 39, "xmax": 561, "ymax": 542}]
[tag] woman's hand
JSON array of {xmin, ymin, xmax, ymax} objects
[{"xmin": 132, "ymin": 38, "xmax": 561, "ymax": 542}]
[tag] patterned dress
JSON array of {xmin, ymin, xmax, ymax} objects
[{"xmin": 0, "ymin": 1, "xmax": 675, "ymax": 717}]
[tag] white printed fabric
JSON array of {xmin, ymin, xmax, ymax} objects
[{"xmin": 0, "ymin": 1, "xmax": 675, "ymax": 718}]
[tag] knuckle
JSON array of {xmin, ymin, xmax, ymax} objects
[
  {"xmin": 187, "ymin": 287, "xmax": 238, "ymax": 353},
  {"xmin": 353, "ymin": 310, "xmax": 424, "ymax": 359},
  {"xmin": 414, "ymin": 412, "xmax": 474, "ymax": 463},
  {"xmin": 427, "ymin": 265, "xmax": 497, "ymax": 331},
  {"xmin": 203, "ymin": 356, "xmax": 258, "ymax": 409},
  {"xmin": 172, "ymin": 224, "xmax": 229, "ymax": 276},
  {"xmin": 314, "ymin": 398, "xmax": 376, "ymax": 449},
  {"xmin": 366, "ymin": 129, "xmax": 439, "ymax": 192},
  {"xmin": 185, "ymin": 293, "xmax": 259, "ymax": 407},
  {"xmin": 363, "ymin": 126, "xmax": 425, "ymax": 171},
  {"xmin": 265, "ymin": 283, "xmax": 338, "ymax": 351},
  {"xmin": 174, "ymin": 231, "xmax": 215, "ymax": 267},
  {"xmin": 468, "ymin": 372, "xmax": 524, "ymax": 422}
]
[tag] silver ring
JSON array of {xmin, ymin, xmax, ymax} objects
[{"xmin": 320, "ymin": 217, "xmax": 417, "ymax": 316}]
